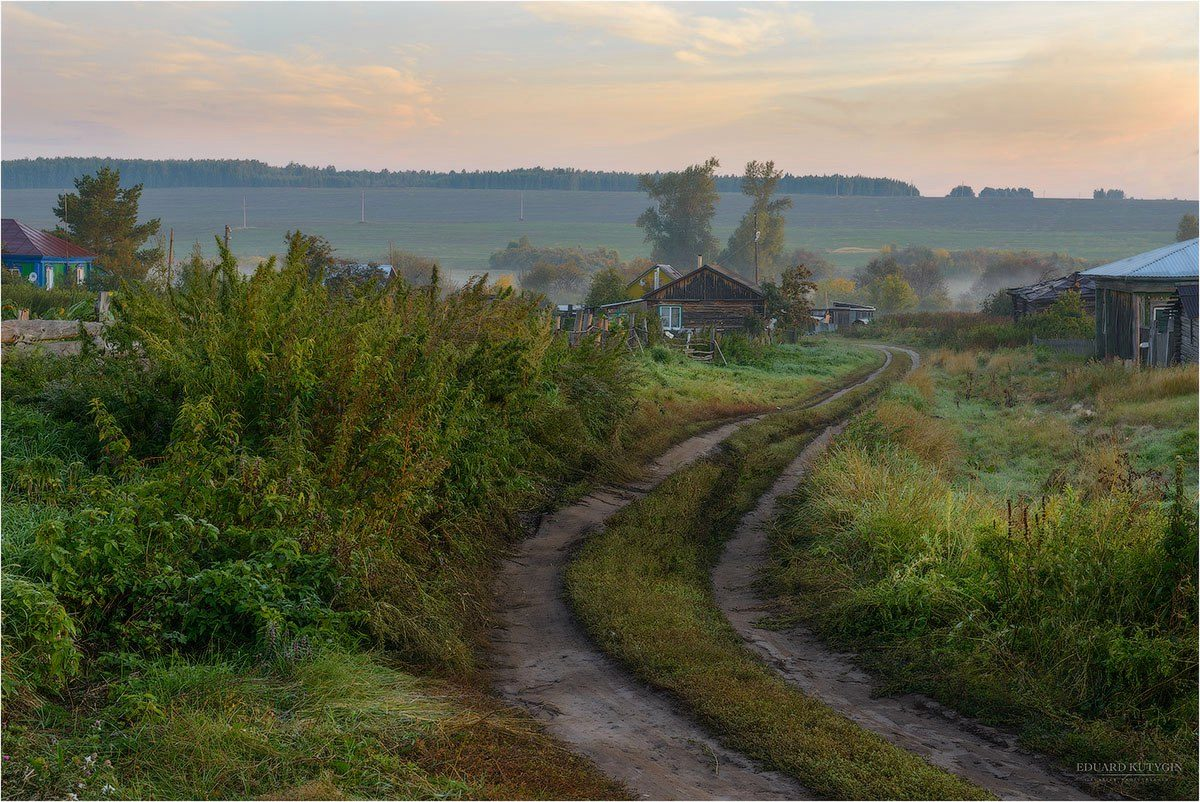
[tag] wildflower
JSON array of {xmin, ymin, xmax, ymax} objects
[{"xmin": 101, "ymin": 783, "xmax": 116, "ymax": 795}]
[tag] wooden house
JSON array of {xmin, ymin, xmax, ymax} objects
[
  {"xmin": 1006, "ymin": 272, "xmax": 1097, "ymax": 321},
  {"xmin": 1083, "ymin": 238, "xmax": 1198, "ymax": 366},
  {"xmin": 578, "ymin": 262, "xmax": 765, "ymax": 334},
  {"xmin": 2, "ymin": 219, "xmax": 97, "ymax": 289}
]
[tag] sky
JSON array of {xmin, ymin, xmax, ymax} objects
[{"xmin": 2, "ymin": 1, "xmax": 1197, "ymax": 198}]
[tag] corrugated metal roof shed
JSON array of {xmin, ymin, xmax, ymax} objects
[
  {"xmin": 1, "ymin": 218, "xmax": 97, "ymax": 258},
  {"xmin": 1081, "ymin": 238, "xmax": 1198, "ymax": 280}
]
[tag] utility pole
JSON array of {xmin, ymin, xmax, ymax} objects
[
  {"xmin": 361, "ymin": 190, "xmax": 365, "ymax": 223},
  {"xmin": 167, "ymin": 228, "xmax": 174, "ymax": 284},
  {"xmin": 243, "ymin": 196, "xmax": 247, "ymax": 229},
  {"xmin": 753, "ymin": 209, "xmax": 760, "ymax": 285},
  {"xmin": 224, "ymin": 224, "xmax": 231, "ymax": 250}
]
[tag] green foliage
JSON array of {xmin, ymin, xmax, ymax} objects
[
  {"xmin": 764, "ymin": 263, "xmax": 818, "ymax": 330},
  {"xmin": 0, "ymin": 650, "xmax": 626, "ymax": 801},
  {"xmin": 636, "ymin": 157, "xmax": 722, "ymax": 268},
  {"xmin": 1019, "ymin": 290, "xmax": 1094, "ymax": 339},
  {"xmin": 0, "ymin": 278, "xmax": 98, "ymax": 321},
  {"xmin": 384, "ymin": 243, "xmax": 439, "ymax": 285},
  {"xmin": 843, "ymin": 308, "xmax": 1095, "ymax": 350},
  {"xmin": 774, "ymin": 352, "xmax": 1198, "ymax": 798},
  {"xmin": 1176, "ymin": 213, "xmax": 1198, "ymax": 242},
  {"xmin": 584, "ymin": 267, "xmax": 628, "ymax": 307},
  {"xmin": 52, "ymin": 167, "xmax": 162, "ymax": 286},
  {"xmin": 488, "ymin": 235, "xmax": 621, "ymax": 277},
  {"xmin": 2, "ymin": 230, "xmax": 637, "ymax": 698},
  {"xmin": 720, "ymin": 160, "xmax": 792, "ymax": 276},
  {"xmin": 566, "ymin": 351, "xmax": 986, "ymax": 798},
  {"xmin": 0, "ymin": 575, "xmax": 81, "ymax": 709},
  {"xmin": 869, "ymin": 273, "xmax": 919, "ymax": 313},
  {"xmin": 520, "ymin": 259, "xmax": 588, "ymax": 302}
]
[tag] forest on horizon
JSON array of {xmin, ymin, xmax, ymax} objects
[{"xmin": 2, "ymin": 157, "xmax": 922, "ymax": 195}]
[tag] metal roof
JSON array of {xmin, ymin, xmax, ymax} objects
[
  {"xmin": 1081, "ymin": 238, "xmax": 1198, "ymax": 280},
  {"xmin": 1, "ymin": 218, "xmax": 97, "ymax": 259}
]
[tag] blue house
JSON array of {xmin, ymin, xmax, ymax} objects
[{"xmin": 2, "ymin": 218, "xmax": 97, "ymax": 289}]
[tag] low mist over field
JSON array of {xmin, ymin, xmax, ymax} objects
[{"xmin": 3, "ymin": 186, "xmax": 1193, "ymax": 277}]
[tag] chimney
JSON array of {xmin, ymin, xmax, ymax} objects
[
  {"xmin": 696, "ymin": 254, "xmax": 703, "ymax": 272},
  {"xmin": 653, "ymin": 266, "xmax": 661, "ymax": 290}
]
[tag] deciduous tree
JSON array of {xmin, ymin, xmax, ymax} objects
[
  {"xmin": 585, "ymin": 268, "xmax": 628, "ymax": 307},
  {"xmin": 636, "ymin": 158, "xmax": 721, "ymax": 269},
  {"xmin": 1177, "ymin": 214, "xmax": 1198, "ymax": 242},
  {"xmin": 721, "ymin": 160, "xmax": 793, "ymax": 279}
]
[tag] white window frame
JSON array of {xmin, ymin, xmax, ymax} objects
[{"xmin": 658, "ymin": 304, "xmax": 683, "ymax": 330}]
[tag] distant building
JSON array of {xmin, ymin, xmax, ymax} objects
[
  {"xmin": 579, "ymin": 262, "xmax": 764, "ymax": 334},
  {"xmin": 809, "ymin": 301, "xmax": 875, "ymax": 332},
  {"xmin": 625, "ymin": 263, "xmax": 682, "ymax": 299},
  {"xmin": 1082, "ymin": 238, "xmax": 1198, "ymax": 366},
  {"xmin": 2, "ymin": 218, "xmax": 97, "ymax": 289},
  {"xmin": 1006, "ymin": 272, "xmax": 1096, "ymax": 321}
]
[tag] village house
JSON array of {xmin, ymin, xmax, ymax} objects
[
  {"xmin": 1083, "ymin": 238, "xmax": 1198, "ymax": 366},
  {"xmin": 1006, "ymin": 271, "xmax": 1097, "ymax": 320},
  {"xmin": 625, "ymin": 263, "xmax": 682, "ymax": 298},
  {"xmin": 578, "ymin": 260, "xmax": 765, "ymax": 335},
  {"xmin": 809, "ymin": 301, "xmax": 875, "ymax": 332},
  {"xmin": 2, "ymin": 218, "xmax": 97, "ymax": 289}
]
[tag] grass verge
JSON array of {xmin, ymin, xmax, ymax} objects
[
  {"xmin": 565, "ymin": 349, "xmax": 988, "ymax": 799},
  {"xmin": 771, "ymin": 347, "xmax": 1197, "ymax": 799},
  {"xmin": 621, "ymin": 340, "xmax": 885, "ymax": 466},
  {"xmin": 1, "ymin": 650, "xmax": 628, "ymax": 800}
]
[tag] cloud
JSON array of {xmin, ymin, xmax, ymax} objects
[
  {"xmin": 2, "ymin": 3, "xmax": 441, "ymax": 144},
  {"xmin": 525, "ymin": 2, "xmax": 814, "ymax": 62}
]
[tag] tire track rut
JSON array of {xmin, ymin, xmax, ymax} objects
[{"xmin": 712, "ymin": 346, "xmax": 1096, "ymax": 801}]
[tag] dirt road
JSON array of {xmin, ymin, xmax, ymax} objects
[
  {"xmin": 712, "ymin": 346, "xmax": 1095, "ymax": 801},
  {"xmin": 489, "ymin": 415, "xmax": 813, "ymax": 800}
]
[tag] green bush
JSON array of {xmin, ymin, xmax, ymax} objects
[
  {"xmin": 2, "ymin": 235, "xmax": 637, "ymax": 705},
  {"xmin": 1, "ymin": 279, "xmax": 98, "ymax": 321}
]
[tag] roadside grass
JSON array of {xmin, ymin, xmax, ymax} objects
[
  {"xmin": 771, "ymin": 348, "xmax": 1198, "ymax": 799},
  {"xmin": 622, "ymin": 341, "xmax": 884, "ymax": 465},
  {"xmin": 566, "ymin": 350, "xmax": 989, "ymax": 800},
  {"xmin": 1, "ymin": 650, "xmax": 628, "ymax": 801}
]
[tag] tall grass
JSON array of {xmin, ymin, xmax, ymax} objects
[
  {"xmin": 566, "ymin": 351, "xmax": 988, "ymax": 799},
  {"xmin": 773, "ymin": 350, "xmax": 1198, "ymax": 798}
]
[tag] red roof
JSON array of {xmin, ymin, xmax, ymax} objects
[{"xmin": 1, "ymin": 218, "xmax": 97, "ymax": 259}]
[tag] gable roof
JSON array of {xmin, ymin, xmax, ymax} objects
[
  {"xmin": 1081, "ymin": 238, "xmax": 1197, "ymax": 280},
  {"xmin": 645, "ymin": 263, "xmax": 763, "ymax": 300},
  {"xmin": 1, "ymin": 219, "xmax": 97, "ymax": 259},
  {"xmin": 626, "ymin": 263, "xmax": 682, "ymax": 290},
  {"xmin": 1006, "ymin": 271, "xmax": 1096, "ymax": 303}
]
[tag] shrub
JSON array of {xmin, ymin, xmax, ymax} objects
[
  {"xmin": 1, "ymin": 281, "xmax": 98, "ymax": 321},
  {"xmin": 3, "ymin": 235, "xmax": 637, "ymax": 682}
]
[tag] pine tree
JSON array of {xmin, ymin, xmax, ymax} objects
[{"xmin": 53, "ymin": 167, "xmax": 161, "ymax": 286}]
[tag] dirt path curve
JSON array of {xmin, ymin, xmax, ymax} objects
[
  {"xmin": 712, "ymin": 345, "xmax": 1095, "ymax": 801},
  {"xmin": 489, "ymin": 413, "xmax": 815, "ymax": 800}
]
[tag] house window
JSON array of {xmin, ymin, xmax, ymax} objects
[{"xmin": 658, "ymin": 305, "xmax": 682, "ymax": 330}]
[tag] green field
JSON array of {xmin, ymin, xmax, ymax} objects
[{"xmin": 3, "ymin": 188, "xmax": 1193, "ymax": 279}]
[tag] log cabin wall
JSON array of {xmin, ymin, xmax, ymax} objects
[
  {"xmin": 643, "ymin": 265, "xmax": 765, "ymax": 332},
  {"xmin": 650, "ymin": 299, "xmax": 762, "ymax": 331}
]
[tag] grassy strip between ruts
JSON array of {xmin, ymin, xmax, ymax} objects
[{"xmin": 565, "ymin": 348, "xmax": 990, "ymax": 800}]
